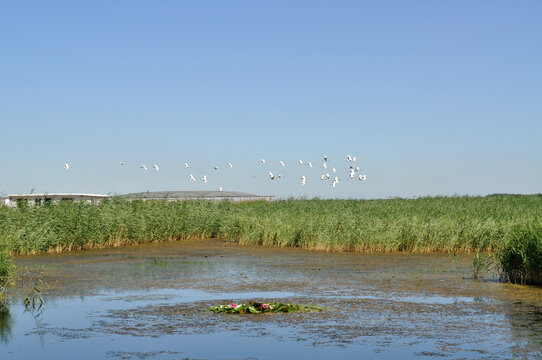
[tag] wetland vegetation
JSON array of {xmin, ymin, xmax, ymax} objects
[{"xmin": 0, "ymin": 194, "xmax": 541, "ymax": 286}]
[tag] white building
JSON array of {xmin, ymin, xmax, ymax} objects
[
  {"xmin": 3, "ymin": 193, "xmax": 108, "ymax": 207},
  {"xmin": 1, "ymin": 190, "xmax": 275, "ymax": 207},
  {"xmin": 120, "ymin": 190, "xmax": 276, "ymax": 203}
]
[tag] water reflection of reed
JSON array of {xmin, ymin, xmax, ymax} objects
[
  {"xmin": 0, "ymin": 300, "xmax": 13, "ymax": 344},
  {"xmin": 502, "ymin": 297, "xmax": 542, "ymax": 356}
]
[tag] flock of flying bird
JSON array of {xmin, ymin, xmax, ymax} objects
[
  {"xmin": 62, "ymin": 155, "xmax": 367, "ymax": 190},
  {"xmin": 261, "ymin": 155, "xmax": 367, "ymax": 188}
]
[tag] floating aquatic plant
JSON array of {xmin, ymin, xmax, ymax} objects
[{"xmin": 208, "ymin": 301, "xmax": 324, "ymax": 314}]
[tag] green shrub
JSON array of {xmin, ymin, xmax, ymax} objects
[{"xmin": 500, "ymin": 223, "xmax": 542, "ymax": 285}]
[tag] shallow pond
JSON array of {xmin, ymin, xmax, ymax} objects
[{"xmin": 1, "ymin": 239, "xmax": 541, "ymax": 359}]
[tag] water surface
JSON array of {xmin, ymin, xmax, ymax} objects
[{"xmin": 2, "ymin": 239, "xmax": 541, "ymax": 359}]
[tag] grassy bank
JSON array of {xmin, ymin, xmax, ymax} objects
[{"xmin": 0, "ymin": 195, "xmax": 541, "ymax": 284}]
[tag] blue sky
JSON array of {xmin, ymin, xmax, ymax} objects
[{"xmin": 1, "ymin": 0, "xmax": 540, "ymax": 199}]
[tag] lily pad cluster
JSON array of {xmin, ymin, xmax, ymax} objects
[{"xmin": 208, "ymin": 301, "xmax": 323, "ymax": 314}]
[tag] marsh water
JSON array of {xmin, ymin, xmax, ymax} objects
[{"xmin": 1, "ymin": 239, "xmax": 541, "ymax": 359}]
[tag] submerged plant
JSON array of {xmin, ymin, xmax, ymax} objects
[{"xmin": 208, "ymin": 301, "xmax": 324, "ymax": 314}]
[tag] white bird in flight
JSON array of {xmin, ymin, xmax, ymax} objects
[
  {"xmin": 219, "ymin": 187, "xmax": 223, "ymax": 192},
  {"xmin": 60, "ymin": 154, "xmax": 366, "ymax": 192},
  {"xmin": 74, "ymin": 153, "xmax": 367, "ymax": 190}
]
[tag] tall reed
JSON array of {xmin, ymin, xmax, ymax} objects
[
  {"xmin": 0, "ymin": 195, "xmax": 539, "ymax": 255},
  {"xmin": 500, "ymin": 223, "xmax": 542, "ymax": 285}
]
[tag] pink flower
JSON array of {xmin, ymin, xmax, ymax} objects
[
  {"xmin": 230, "ymin": 303, "xmax": 237, "ymax": 308},
  {"xmin": 269, "ymin": 306, "xmax": 274, "ymax": 310},
  {"xmin": 262, "ymin": 304, "xmax": 268, "ymax": 309}
]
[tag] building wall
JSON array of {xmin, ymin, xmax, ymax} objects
[
  {"xmin": 4, "ymin": 193, "xmax": 275, "ymax": 207},
  {"xmin": 5, "ymin": 195, "xmax": 106, "ymax": 207}
]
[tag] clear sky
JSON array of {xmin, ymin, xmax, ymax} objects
[{"xmin": 1, "ymin": 1, "xmax": 541, "ymax": 199}]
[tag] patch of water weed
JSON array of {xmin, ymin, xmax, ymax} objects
[
  {"xmin": 133, "ymin": 259, "xmax": 208, "ymax": 272},
  {"xmin": 208, "ymin": 301, "xmax": 324, "ymax": 314},
  {"xmin": 472, "ymin": 252, "xmax": 497, "ymax": 280},
  {"xmin": 106, "ymin": 350, "xmax": 185, "ymax": 359}
]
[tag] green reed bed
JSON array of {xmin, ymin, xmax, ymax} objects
[
  {"xmin": 0, "ymin": 195, "xmax": 541, "ymax": 285},
  {"xmin": 0, "ymin": 250, "xmax": 13, "ymax": 294},
  {"xmin": 224, "ymin": 195, "xmax": 541, "ymax": 253},
  {"xmin": 500, "ymin": 223, "xmax": 542, "ymax": 285}
]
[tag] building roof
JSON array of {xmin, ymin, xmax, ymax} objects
[{"xmin": 119, "ymin": 190, "xmax": 272, "ymax": 200}]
